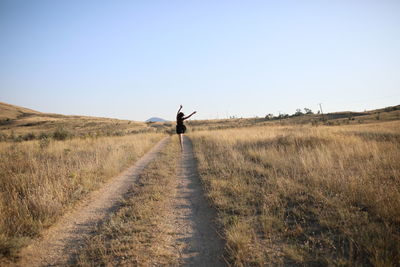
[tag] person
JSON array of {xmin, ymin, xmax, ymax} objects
[{"xmin": 176, "ymin": 105, "xmax": 196, "ymax": 151}]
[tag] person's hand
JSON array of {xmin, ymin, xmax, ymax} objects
[
  {"xmin": 193, "ymin": 111, "xmax": 197, "ymax": 114},
  {"xmin": 180, "ymin": 105, "xmax": 183, "ymax": 109}
]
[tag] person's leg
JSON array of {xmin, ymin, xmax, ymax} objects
[{"xmin": 178, "ymin": 134, "xmax": 183, "ymax": 151}]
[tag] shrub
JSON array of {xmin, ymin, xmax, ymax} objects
[
  {"xmin": 53, "ymin": 128, "xmax": 70, "ymax": 140},
  {"xmin": 22, "ymin": 133, "xmax": 36, "ymax": 141},
  {"xmin": 39, "ymin": 137, "xmax": 50, "ymax": 149},
  {"xmin": 0, "ymin": 133, "xmax": 7, "ymax": 142},
  {"xmin": 0, "ymin": 118, "xmax": 12, "ymax": 126},
  {"xmin": 39, "ymin": 132, "xmax": 50, "ymax": 139}
]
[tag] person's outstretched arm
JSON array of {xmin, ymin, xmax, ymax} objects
[
  {"xmin": 183, "ymin": 111, "xmax": 196, "ymax": 120},
  {"xmin": 177, "ymin": 105, "xmax": 182, "ymax": 116}
]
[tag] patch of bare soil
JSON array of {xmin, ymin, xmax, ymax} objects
[
  {"xmin": 14, "ymin": 137, "xmax": 169, "ymax": 267},
  {"xmin": 170, "ymin": 136, "xmax": 226, "ymax": 266}
]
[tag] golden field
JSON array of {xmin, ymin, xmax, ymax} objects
[
  {"xmin": 191, "ymin": 121, "xmax": 400, "ymax": 266},
  {"xmin": 1, "ymin": 101, "xmax": 400, "ymax": 265},
  {"xmin": 0, "ymin": 102, "xmax": 171, "ymax": 140},
  {"xmin": 0, "ymin": 133, "xmax": 163, "ymax": 258},
  {"xmin": 77, "ymin": 140, "xmax": 180, "ymax": 266}
]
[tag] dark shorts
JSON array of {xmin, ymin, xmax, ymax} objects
[{"xmin": 176, "ymin": 124, "xmax": 186, "ymax": 134}]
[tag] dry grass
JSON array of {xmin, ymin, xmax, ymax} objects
[
  {"xmin": 0, "ymin": 133, "xmax": 163, "ymax": 259},
  {"xmin": 191, "ymin": 120, "xmax": 400, "ymax": 266},
  {"xmin": 185, "ymin": 106, "xmax": 400, "ymax": 133},
  {"xmin": 0, "ymin": 102, "xmax": 172, "ymax": 139},
  {"xmin": 0, "ymin": 114, "xmax": 158, "ymax": 139},
  {"xmin": 0, "ymin": 102, "xmax": 41, "ymax": 120},
  {"xmin": 77, "ymin": 140, "xmax": 180, "ymax": 266}
]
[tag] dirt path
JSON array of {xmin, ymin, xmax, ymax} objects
[
  {"xmin": 171, "ymin": 136, "xmax": 226, "ymax": 266},
  {"xmin": 15, "ymin": 137, "xmax": 170, "ymax": 267}
]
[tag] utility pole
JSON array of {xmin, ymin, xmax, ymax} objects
[{"xmin": 318, "ymin": 103, "xmax": 325, "ymax": 121}]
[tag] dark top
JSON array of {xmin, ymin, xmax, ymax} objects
[
  {"xmin": 177, "ymin": 116, "xmax": 184, "ymax": 126},
  {"xmin": 176, "ymin": 115, "xmax": 186, "ymax": 134}
]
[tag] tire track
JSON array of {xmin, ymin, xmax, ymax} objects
[{"xmin": 15, "ymin": 137, "xmax": 169, "ymax": 267}]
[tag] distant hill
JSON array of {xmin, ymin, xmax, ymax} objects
[
  {"xmin": 185, "ymin": 104, "xmax": 400, "ymax": 131},
  {"xmin": 146, "ymin": 117, "xmax": 167, "ymax": 123},
  {"xmin": 0, "ymin": 101, "xmax": 42, "ymax": 120},
  {"xmin": 0, "ymin": 102, "xmax": 152, "ymax": 138},
  {"xmin": 1, "ymin": 101, "xmax": 398, "ymax": 141}
]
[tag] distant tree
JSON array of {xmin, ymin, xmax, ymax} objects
[
  {"xmin": 265, "ymin": 114, "xmax": 274, "ymax": 120},
  {"xmin": 304, "ymin": 108, "xmax": 313, "ymax": 114},
  {"xmin": 294, "ymin": 109, "xmax": 303, "ymax": 116},
  {"xmin": 279, "ymin": 113, "xmax": 289, "ymax": 119},
  {"xmin": 384, "ymin": 106, "xmax": 399, "ymax": 112}
]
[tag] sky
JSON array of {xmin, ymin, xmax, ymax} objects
[{"xmin": 0, "ymin": 0, "xmax": 399, "ymax": 121}]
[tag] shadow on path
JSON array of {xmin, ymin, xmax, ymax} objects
[{"xmin": 173, "ymin": 136, "xmax": 226, "ymax": 266}]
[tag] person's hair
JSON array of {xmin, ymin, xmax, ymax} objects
[{"xmin": 177, "ymin": 112, "xmax": 184, "ymax": 119}]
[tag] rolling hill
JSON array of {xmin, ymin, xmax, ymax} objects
[
  {"xmin": 1, "ymin": 101, "xmax": 399, "ymax": 140},
  {"xmin": 0, "ymin": 102, "xmax": 167, "ymax": 139}
]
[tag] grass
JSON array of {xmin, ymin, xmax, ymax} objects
[
  {"xmin": 0, "ymin": 133, "xmax": 164, "ymax": 260},
  {"xmin": 1, "ymin": 100, "xmax": 399, "ymax": 265},
  {"xmin": 191, "ymin": 120, "xmax": 400, "ymax": 266},
  {"xmin": 0, "ymin": 102, "xmax": 172, "ymax": 140},
  {"xmin": 2, "ymin": 101, "xmax": 398, "ymax": 141},
  {"xmin": 77, "ymin": 139, "xmax": 180, "ymax": 266}
]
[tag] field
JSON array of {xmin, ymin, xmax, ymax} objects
[
  {"xmin": 0, "ymin": 102, "xmax": 171, "ymax": 141},
  {"xmin": 191, "ymin": 121, "xmax": 400, "ymax": 266},
  {"xmin": 1, "ymin": 101, "xmax": 400, "ymax": 265},
  {"xmin": 182, "ymin": 105, "xmax": 400, "ymax": 134},
  {"xmin": 0, "ymin": 133, "xmax": 163, "ymax": 259}
]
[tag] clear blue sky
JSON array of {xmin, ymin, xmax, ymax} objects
[{"xmin": 1, "ymin": 0, "xmax": 399, "ymax": 121}]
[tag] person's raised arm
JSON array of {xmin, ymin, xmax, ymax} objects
[
  {"xmin": 183, "ymin": 111, "xmax": 196, "ymax": 120},
  {"xmin": 177, "ymin": 105, "xmax": 182, "ymax": 115}
]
